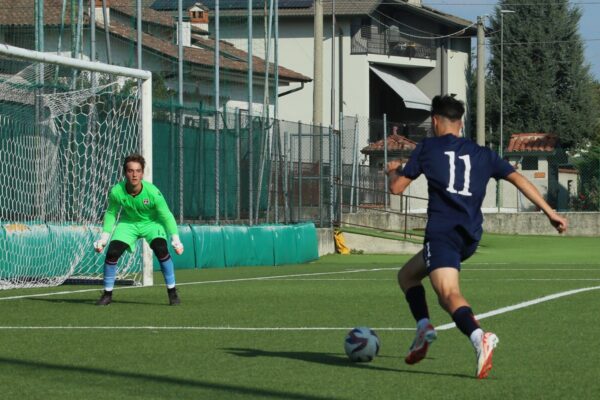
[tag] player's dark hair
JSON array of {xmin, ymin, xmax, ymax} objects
[
  {"xmin": 431, "ymin": 95, "xmax": 465, "ymax": 121},
  {"xmin": 123, "ymin": 153, "xmax": 145, "ymax": 173}
]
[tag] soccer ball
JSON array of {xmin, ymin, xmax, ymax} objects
[{"xmin": 344, "ymin": 327, "xmax": 380, "ymax": 362}]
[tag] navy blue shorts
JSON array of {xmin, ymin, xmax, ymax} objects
[{"xmin": 422, "ymin": 228, "xmax": 479, "ymax": 273}]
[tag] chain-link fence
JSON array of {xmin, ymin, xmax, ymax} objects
[
  {"xmin": 151, "ymin": 105, "xmax": 341, "ymax": 227},
  {"xmin": 562, "ymin": 149, "xmax": 600, "ymax": 212}
]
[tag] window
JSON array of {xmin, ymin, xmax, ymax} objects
[{"xmin": 522, "ymin": 156, "xmax": 538, "ymax": 171}]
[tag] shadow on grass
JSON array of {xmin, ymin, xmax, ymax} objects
[
  {"xmin": 0, "ymin": 356, "xmax": 336, "ymax": 400},
  {"xmin": 26, "ymin": 297, "xmax": 165, "ymax": 306},
  {"xmin": 224, "ymin": 348, "xmax": 472, "ymax": 379}
]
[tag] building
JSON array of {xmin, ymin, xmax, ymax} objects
[
  {"xmin": 208, "ymin": 0, "xmax": 476, "ymax": 146},
  {"xmin": 502, "ymin": 133, "xmax": 568, "ymax": 211},
  {"xmin": 0, "ymin": 0, "xmax": 310, "ymax": 114}
]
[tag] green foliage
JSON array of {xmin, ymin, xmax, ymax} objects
[
  {"xmin": 152, "ymin": 72, "xmax": 176, "ymax": 101},
  {"xmin": 572, "ymin": 144, "xmax": 600, "ymax": 210},
  {"xmin": 591, "ymin": 81, "xmax": 600, "ymax": 144},
  {"xmin": 486, "ymin": 0, "xmax": 596, "ymax": 150}
]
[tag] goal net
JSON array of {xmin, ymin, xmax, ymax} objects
[{"xmin": 0, "ymin": 44, "xmax": 153, "ymax": 289}]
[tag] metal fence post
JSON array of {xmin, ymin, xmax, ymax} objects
[
  {"xmin": 329, "ymin": 125, "xmax": 334, "ymax": 227},
  {"xmin": 249, "ymin": 112, "xmax": 253, "ymax": 225},
  {"xmin": 215, "ymin": 109, "xmax": 220, "ymax": 224},
  {"xmin": 236, "ymin": 108, "xmax": 241, "ymax": 220},
  {"xmin": 350, "ymin": 116, "xmax": 359, "ymax": 213},
  {"xmin": 298, "ymin": 121, "xmax": 302, "ymax": 222},
  {"xmin": 383, "ymin": 113, "xmax": 388, "ymax": 210},
  {"xmin": 319, "ymin": 123, "xmax": 324, "ymax": 228},
  {"xmin": 274, "ymin": 120, "xmax": 280, "ymax": 223},
  {"xmin": 338, "ymin": 112, "xmax": 344, "ymax": 225},
  {"xmin": 284, "ymin": 127, "xmax": 290, "ymax": 223}
]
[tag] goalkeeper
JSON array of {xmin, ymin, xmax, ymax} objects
[{"xmin": 94, "ymin": 154, "xmax": 184, "ymax": 306}]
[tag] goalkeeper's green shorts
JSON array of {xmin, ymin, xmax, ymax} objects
[{"xmin": 111, "ymin": 221, "xmax": 167, "ymax": 252}]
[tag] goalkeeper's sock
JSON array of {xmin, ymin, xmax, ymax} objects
[
  {"xmin": 158, "ymin": 255, "xmax": 176, "ymax": 289},
  {"xmin": 103, "ymin": 262, "xmax": 117, "ymax": 291}
]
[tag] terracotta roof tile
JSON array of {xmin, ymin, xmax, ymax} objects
[
  {"xmin": 361, "ymin": 133, "xmax": 417, "ymax": 154},
  {"xmin": 0, "ymin": 0, "xmax": 78, "ymax": 26},
  {"xmin": 106, "ymin": 20, "xmax": 309, "ymax": 82},
  {"xmin": 506, "ymin": 133, "xmax": 559, "ymax": 153},
  {"xmin": 558, "ymin": 167, "xmax": 578, "ymax": 174},
  {"xmin": 0, "ymin": 0, "xmax": 309, "ymax": 82}
]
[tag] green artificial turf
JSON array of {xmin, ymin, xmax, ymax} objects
[{"xmin": 0, "ymin": 234, "xmax": 598, "ymax": 399}]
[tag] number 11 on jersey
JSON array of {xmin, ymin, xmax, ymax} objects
[{"xmin": 444, "ymin": 151, "xmax": 473, "ymax": 196}]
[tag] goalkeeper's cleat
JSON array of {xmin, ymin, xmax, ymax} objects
[
  {"xmin": 405, "ymin": 322, "xmax": 437, "ymax": 365},
  {"xmin": 476, "ymin": 332, "xmax": 499, "ymax": 379},
  {"xmin": 167, "ymin": 287, "xmax": 181, "ymax": 306},
  {"xmin": 96, "ymin": 290, "xmax": 113, "ymax": 306}
]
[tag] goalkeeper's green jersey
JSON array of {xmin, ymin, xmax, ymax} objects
[{"xmin": 102, "ymin": 180, "xmax": 178, "ymax": 236}]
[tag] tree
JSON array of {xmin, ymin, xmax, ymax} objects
[{"xmin": 486, "ymin": 0, "xmax": 596, "ymax": 150}]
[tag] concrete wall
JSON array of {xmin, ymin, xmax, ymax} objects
[
  {"xmin": 342, "ymin": 210, "xmax": 600, "ymax": 236},
  {"xmin": 317, "ymin": 228, "xmax": 335, "ymax": 256},
  {"xmin": 481, "ymin": 212, "xmax": 600, "ymax": 236},
  {"xmin": 342, "ymin": 232, "xmax": 421, "ymax": 254},
  {"xmin": 316, "ymin": 226, "xmax": 421, "ymax": 255}
]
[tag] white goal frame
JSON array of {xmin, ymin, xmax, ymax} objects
[{"xmin": 0, "ymin": 43, "xmax": 154, "ymax": 286}]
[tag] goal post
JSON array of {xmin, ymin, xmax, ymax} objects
[{"xmin": 0, "ymin": 43, "xmax": 154, "ymax": 289}]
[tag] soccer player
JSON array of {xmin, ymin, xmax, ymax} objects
[
  {"xmin": 386, "ymin": 95, "xmax": 567, "ymax": 379},
  {"xmin": 93, "ymin": 154, "xmax": 184, "ymax": 306}
]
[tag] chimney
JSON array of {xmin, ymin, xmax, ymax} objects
[
  {"xmin": 94, "ymin": 0, "xmax": 110, "ymax": 27},
  {"xmin": 189, "ymin": 3, "xmax": 210, "ymax": 34},
  {"xmin": 406, "ymin": 0, "xmax": 422, "ymax": 6},
  {"xmin": 176, "ymin": 21, "xmax": 192, "ymax": 47}
]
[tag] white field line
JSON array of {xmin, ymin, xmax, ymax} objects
[
  {"xmin": 0, "ymin": 326, "xmax": 413, "ymax": 331},
  {"xmin": 1, "ymin": 265, "xmax": 599, "ymax": 302},
  {"xmin": 464, "ymin": 268, "xmax": 600, "ymax": 271},
  {"xmin": 436, "ymin": 284, "xmax": 600, "ymax": 331},
  {"xmin": 1, "ymin": 285, "xmax": 599, "ymax": 332},
  {"xmin": 0, "ymin": 268, "xmax": 394, "ymax": 301}
]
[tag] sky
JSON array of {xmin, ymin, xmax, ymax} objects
[{"xmin": 424, "ymin": 0, "xmax": 600, "ymax": 80}]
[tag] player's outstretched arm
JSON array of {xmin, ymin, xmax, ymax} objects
[
  {"xmin": 386, "ymin": 160, "xmax": 413, "ymax": 195},
  {"xmin": 505, "ymin": 172, "xmax": 568, "ymax": 233}
]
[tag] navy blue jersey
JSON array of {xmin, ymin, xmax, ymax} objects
[{"xmin": 402, "ymin": 134, "xmax": 515, "ymax": 241}]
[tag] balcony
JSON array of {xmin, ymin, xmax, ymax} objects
[{"xmin": 351, "ymin": 22, "xmax": 437, "ymax": 61}]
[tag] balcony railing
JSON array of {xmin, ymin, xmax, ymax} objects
[{"xmin": 351, "ymin": 23, "xmax": 437, "ymax": 60}]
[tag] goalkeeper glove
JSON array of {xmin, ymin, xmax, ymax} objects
[
  {"xmin": 171, "ymin": 235, "xmax": 184, "ymax": 255},
  {"xmin": 94, "ymin": 232, "xmax": 110, "ymax": 253}
]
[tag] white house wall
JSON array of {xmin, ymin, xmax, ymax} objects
[
  {"xmin": 21, "ymin": 29, "xmax": 270, "ymax": 110},
  {"xmin": 446, "ymin": 40, "xmax": 470, "ymax": 103}
]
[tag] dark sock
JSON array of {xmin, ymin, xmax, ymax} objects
[
  {"xmin": 452, "ymin": 306, "xmax": 480, "ymax": 337},
  {"xmin": 405, "ymin": 285, "xmax": 429, "ymax": 322}
]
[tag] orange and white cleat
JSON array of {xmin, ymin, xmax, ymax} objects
[
  {"xmin": 476, "ymin": 332, "xmax": 499, "ymax": 379},
  {"xmin": 405, "ymin": 323, "xmax": 437, "ymax": 365}
]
